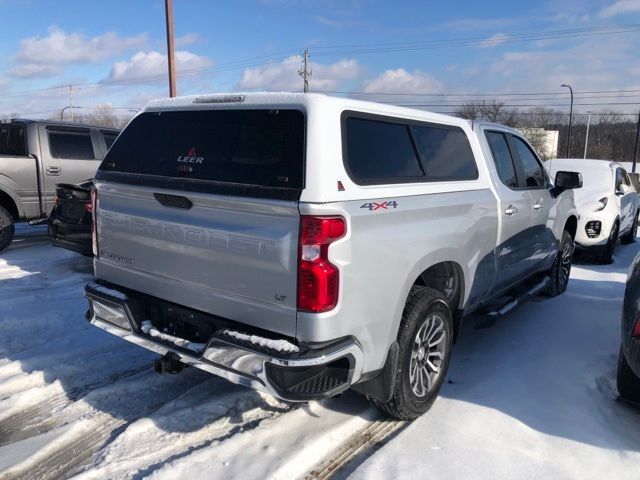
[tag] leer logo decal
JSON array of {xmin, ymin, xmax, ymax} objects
[
  {"xmin": 177, "ymin": 147, "xmax": 205, "ymax": 164},
  {"xmin": 360, "ymin": 201, "xmax": 398, "ymax": 211}
]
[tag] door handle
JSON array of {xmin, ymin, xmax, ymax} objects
[
  {"xmin": 46, "ymin": 166, "xmax": 61, "ymax": 176},
  {"xmin": 504, "ymin": 205, "xmax": 518, "ymax": 216},
  {"xmin": 533, "ymin": 202, "xmax": 543, "ymax": 210}
]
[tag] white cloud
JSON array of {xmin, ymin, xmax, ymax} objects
[
  {"xmin": 7, "ymin": 63, "xmax": 62, "ymax": 78},
  {"xmin": 478, "ymin": 33, "xmax": 508, "ymax": 48},
  {"xmin": 599, "ymin": 0, "xmax": 640, "ymax": 17},
  {"xmin": 15, "ymin": 27, "xmax": 147, "ymax": 65},
  {"xmin": 104, "ymin": 50, "xmax": 213, "ymax": 83},
  {"xmin": 175, "ymin": 33, "xmax": 202, "ymax": 47},
  {"xmin": 361, "ymin": 69, "xmax": 443, "ymax": 94},
  {"xmin": 236, "ymin": 55, "xmax": 360, "ymax": 91},
  {"xmin": 477, "ymin": 34, "xmax": 640, "ymax": 113}
]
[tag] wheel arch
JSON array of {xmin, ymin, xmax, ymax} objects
[
  {"xmin": 564, "ymin": 215, "xmax": 578, "ymax": 240},
  {"xmin": 0, "ymin": 188, "xmax": 20, "ymax": 221},
  {"xmin": 409, "ymin": 260, "xmax": 466, "ymax": 341}
]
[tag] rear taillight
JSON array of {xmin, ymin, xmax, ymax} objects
[
  {"xmin": 297, "ymin": 216, "xmax": 346, "ymax": 313},
  {"xmin": 91, "ymin": 189, "xmax": 99, "ymax": 257},
  {"xmin": 632, "ymin": 312, "xmax": 640, "ymax": 337}
]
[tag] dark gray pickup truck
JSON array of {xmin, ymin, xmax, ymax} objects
[{"xmin": 0, "ymin": 119, "xmax": 119, "ymax": 252}]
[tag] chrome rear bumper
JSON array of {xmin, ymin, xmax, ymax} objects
[{"xmin": 84, "ymin": 281, "xmax": 363, "ymax": 401}]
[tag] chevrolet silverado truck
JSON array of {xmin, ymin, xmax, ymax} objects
[
  {"xmin": 0, "ymin": 119, "xmax": 119, "ymax": 252},
  {"xmin": 84, "ymin": 93, "xmax": 581, "ymax": 420}
]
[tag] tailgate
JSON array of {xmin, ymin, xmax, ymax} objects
[
  {"xmin": 95, "ymin": 183, "xmax": 300, "ymax": 336},
  {"xmin": 55, "ymin": 183, "xmax": 91, "ymax": 223}
]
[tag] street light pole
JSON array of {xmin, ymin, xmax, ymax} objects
[
  {"xmin": 561, "ymin": 84, "xmax": 573, "ymax": 158},
  {"xmin": 164, "ymin": 0, "xmax": 177, "ymax": 97},
  {"xmin": 584, "ymin": 112, "xmax": 592, "ymax": 159},
  {"xmin": 633, "ymin": 110, "xmax": 640, "ymax": 174}
]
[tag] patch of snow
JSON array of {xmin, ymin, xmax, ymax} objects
[
  {"xmin": 87, "ymin": 282, "xmax": 128, "ymax": 301},
  {"xmin": 140, "ymin": 320, "xmax": 207, "ymax": 354},
  {"xmin": 221, "ymin": 329, "xmax": 299, "ymax": 353},
  {"xmin": 2, "ymin": 222, "xmax": 640, "ymax": 479}
]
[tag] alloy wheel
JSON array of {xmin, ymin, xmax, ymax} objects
[
  {"xmin": 559, "ymin": 240, "xmax": 573, "ymax": 287},
  {"xmin": 409, "ymin": 313, "xmax": 447, "ymax": 398}
]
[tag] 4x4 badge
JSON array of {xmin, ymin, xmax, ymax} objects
[{"xmin": 360, "ymin": 201, "xmax": 398, "ymax": 211}]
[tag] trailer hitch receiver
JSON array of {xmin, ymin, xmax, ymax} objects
[{"xmin": 154, "ymin": 352, "xmax": 187, "ymax": 374}]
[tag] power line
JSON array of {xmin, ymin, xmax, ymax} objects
[
  {"xmin": 390, "ymin": 102, "xmax": 640, "ymax": 107},
  {"xmin": 312, "ymin": 25, "xmax": 640, "ymax": 56},
  {"xmin": 308, "ymin": 24, "xmax": 640, "ymax": 51},
  {"xmin": 317, "ymin": 88, "xmax": 640, "ymax": 97}
]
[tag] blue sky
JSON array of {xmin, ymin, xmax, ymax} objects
[{"xmin": 0, "ymin": 0, "xmax": 639, "ymax": 118}]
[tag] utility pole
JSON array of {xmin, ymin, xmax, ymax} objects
[
  {"xmin": 561, "ymin": 84, "xmax": 573, "ymax": 158},
  {"xmin": 298, "ymin": 49, "xmax": 312, "ymax": 93},
  {"xmin": 633, "ymin": 110, "xmax": 640, "ymax": 174},
  {"xmin": 68, "ymin": 85, "xmax": 73, "ymax": 122},
  {"xmin": 583, "ymin": 113, "xmax": 592, "ymax": 159},
  {"xmin": 165, "ymin": 0, "xmax": 177, "ymax": 97}
]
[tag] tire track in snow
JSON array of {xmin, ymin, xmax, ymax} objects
[
  {"xmin": 0, "ymin": 365, "xmax": 150, "ymax": 447},
  {"xmin": 0, "ymin": 370, "xmax": 211, "ymax": 480},
  {"xmin": 304, "ymin": 416, "xmax": 408, "ymax": 480},
  {"xmin": 81, "ymin": 389, "xmax": 293, "ymax": 480}
]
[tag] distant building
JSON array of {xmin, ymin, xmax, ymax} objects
[{"xmin": 521, "ymin": 128, "xmax": 559, "ymax": 159}]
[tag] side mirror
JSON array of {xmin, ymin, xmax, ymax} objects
[{"xmin": 555, "ymin": 171, "xmax": 582, "ymax": 189}]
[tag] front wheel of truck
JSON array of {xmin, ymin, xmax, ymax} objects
[
  {"xmin": 369, "ymin": 286, "xmax": 453, "ymax": 420},
  {"xmin": 0, "ymin": 206, "xmax": 15, "ymax": 253},
  {"xmin": 544, "ymin": 230, "xmax": 573, "ymax": 297}
]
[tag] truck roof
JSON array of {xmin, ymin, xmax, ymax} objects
[
  {"xmin": 142, "ymin": 92, "xmax": 474, "ymax": 130},
  {"xmin": 5, "ymin": 118, "xmax": 120, "ymax": 132}
]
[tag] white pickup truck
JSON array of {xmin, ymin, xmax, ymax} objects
[
  {"xmin": 0, "ymin": 119, "xmax": 119, "ymax": 252},
  {"xmin": 85, "ymin": 93, "xmax": 581, "ymax": 420}
]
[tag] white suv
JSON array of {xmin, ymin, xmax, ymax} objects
[{"xmin": 548, "ymin": 159, "xmax": 639, "ymax": 263}]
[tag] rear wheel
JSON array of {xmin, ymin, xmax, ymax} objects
[
  {"xmin": 0, "ymin": 206, "xmax": 15, "ymax": 253},
  {"xmin": 545, "ymin": 230, "xmax": 573, "ymax": 297},
  {"xmin": 617, "ymin": 346, "xmax": 640, "ymax": 403},
  {"xmin": 598, "ymin": 221, "xmax": 619, "ymax": 265},
  {"xmin": 621, "ymin": 211, "xmax": 638, "ymax": 245},
  {"xmin": 369, "ymin": 287, "xmax": 453, "ymax": 420}
]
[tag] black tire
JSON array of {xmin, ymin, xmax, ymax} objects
[
  {"xmin": 621, "ymin": 211, "xmax": 638, "ymax": 245},
  {"xmin": 369, "ymin": 286, "xmax": 453, "ymax": 420},
  {"xmin": 617, "ymin": 346, "xmax": 640, "ymax": 403},
  {"xmin": 0, "ymin": 205, "xmax": 15, "ymax": 254},
  {"xmin": 544, "ymin": 230, "xmax": 573, "ymax": 297},
  {"xmin": 598, "ymin": 221, "xmax": 619, "ymax": 265}
]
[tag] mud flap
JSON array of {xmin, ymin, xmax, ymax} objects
[{"xmin": 351, "ymin": 342, "xmax": 399, "ymax": 402}]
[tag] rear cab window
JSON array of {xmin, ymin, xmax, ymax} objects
[
  {"xmin": 98, "ymin": 109, "xmax": 305, "ymax": 199},
  {"xmin": 0, "ymin": 124, "xmax": 27, "ymax": 156},
  {"xmin": 48, "ymin": 129, "xmax": 95, "ymax": 160},
  {"xmin": 342, "ymin": 112, "xmax": 478, "ymax": 185}
]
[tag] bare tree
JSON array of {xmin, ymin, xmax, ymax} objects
[
  {"xmin": 51, "ymin": 105, "xmax": 135, "ymax": 129},
  {"xmin": 454, "ymin": 101, "xmax": 521, "ymax": 127}
]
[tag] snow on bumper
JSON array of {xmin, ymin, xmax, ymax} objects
[{"xmin": 84, "ymin": 281, "xmax": 363, "ymax": 402}]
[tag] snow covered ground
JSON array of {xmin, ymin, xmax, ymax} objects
[{"xmin": 1, "ymin": 224, "xmax": 640, "ymax": 479}]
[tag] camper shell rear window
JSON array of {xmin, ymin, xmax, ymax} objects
[{"xmin": 98, "ymin": 109, "xmax": 305, "ymax": 199}]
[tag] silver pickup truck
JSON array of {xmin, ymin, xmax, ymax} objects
[
  {"xmin": 0, "ymin": 119, "xmax": 119, "ymax": 252},
  {"xmin": 85, "ymin": 93, "xmax": 582, "ymax": 420}
]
